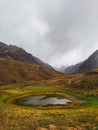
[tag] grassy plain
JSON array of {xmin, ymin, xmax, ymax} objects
[{"xmin": 0, "ymin": 83, "xmax": 98, "ymax": 130}]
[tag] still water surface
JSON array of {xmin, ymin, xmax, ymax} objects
[{"xmin": 16, "ymin": 95, "xmax": 72, "ymax": 106}]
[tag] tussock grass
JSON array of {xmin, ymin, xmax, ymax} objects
[{"xmin": 0, "ymin": 107, "xmax": 98, "ymax": 130}]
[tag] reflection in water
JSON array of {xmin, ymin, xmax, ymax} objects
[{"xmin": 16, "ymin": 95, "xmax": 72, "ymax": 106}]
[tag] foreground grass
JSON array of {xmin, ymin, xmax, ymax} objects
[
  {"xmin": 0, "ymin": 84, "xmax": 98, "ymax": 130},
  {"xmin": 0, "ymin": 107, "xmax": 98, "ymax": 130}
]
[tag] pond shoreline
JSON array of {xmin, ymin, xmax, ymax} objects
[
  {"xmin": 15, "ymin": 95, "xmax": 72, "ymax": 106},
  {"xmin": 5, "ymin": 92, "xmax": 86, "ymax": 108}
]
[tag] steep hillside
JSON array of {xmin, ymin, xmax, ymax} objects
[
  {"xmin": 0, "ymin": 58, "xmax": 62, "ymax": 85},
  {"xmin": 77, "ymin": 50, "xmax": 98, "ymax": 72},
  {"xmin": 0, "ymin": 42, "xmax": 52, "ymax": 69}
]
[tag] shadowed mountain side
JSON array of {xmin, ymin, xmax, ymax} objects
[{"xmin": 77, "ymin": 50, "xmax": 98, "ymax": 73}]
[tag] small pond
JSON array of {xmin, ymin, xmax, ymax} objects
[{"xmin": 15, "ymin": 95, "xmax": 72, "ymax": 106}]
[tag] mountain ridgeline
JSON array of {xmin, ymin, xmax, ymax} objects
[
  {"xmin": 0, "ymin": 42, "xmax": 52, "ymax": 69},
  {"xmin": 56, "ymin": 50, "xmax": 98, "ymax": 74},
  {"xmin": 0, "ymin": 42, "xmax": 61, "ymax": 85}
]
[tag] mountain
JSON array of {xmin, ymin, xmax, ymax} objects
[
  {"xmin": 57, "ymin": 50, "xmax": 98, "ymax": 74},
  {"xmin": 77, "ymin": 50, "xmax": 98, "ymax": 73},
  {"xmin": 0, "ymin": 58, "xmax": 62, "ymax": 85},
  {"xmin": 55, "ymin": 62, "xmax": 83, "ymax": 74},
  {"xmin": 63, "ymin": 62, "xmax": 82, "ymax": 74},
  {"xmin": 0, "ymin": 42, "xmax": 62, "ymax": 85},
  {"xmin": 55, "ymin": 65, "xmax": 67, "ymax": 73},
  {"xmin": 0, "ymin": 42, "xmax": 52, "ymax": 69}
]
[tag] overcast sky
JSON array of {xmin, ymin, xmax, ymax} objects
[{"xmin": 0, "ymin": 0, "xmax": 98, "ymax": 66}]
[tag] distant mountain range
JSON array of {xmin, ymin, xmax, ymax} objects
[
  {"xmin": 56, "ymin": 50, "xmax": 98, "ymax": 74},
  {"xmin": 0, "ymin": 42, "xmax": 61, "ymax": 85},
  {"xmin": 1, "ymin": 41, "xmax": 98, "ymax": 85}
]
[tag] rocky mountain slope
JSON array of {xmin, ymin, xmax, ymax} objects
[{"xmin": 77, "ymin": 50, "xmax": 98, "ymax": 73}]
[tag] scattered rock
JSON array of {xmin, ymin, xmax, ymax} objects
[
  {"xmin": 49, "ymin": 124, "xmax": 58, "ymax": 130},
  {"xmin": 36, "ymin": 127, "xmax": 48, "ymax": 130},
  {"xmin": 36, "ymin": 124, "xmax": 58, "ymax": 130},
  {"xmin": 66, "ymin": 126, "xmax": 86, "ymax": 130}
]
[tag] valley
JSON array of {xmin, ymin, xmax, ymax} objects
[
  {"xmin": 0, "ymin": 42, "xmax": 98, "ymax": 130},
  {"xmin": 0, "ymin": 76, "xmax": 98, "ymax": 130},
  {"xmin": 1, "ymin": 0, "xmax": 98, "ymax": 129}
]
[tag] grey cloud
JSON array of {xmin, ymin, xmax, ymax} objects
[
  {"xmin": 36, "ymin": 0, "xmax": 98, "ymax": 53},
  {"xmin": 0, "ymin": 0, "xmax": 98, "ymax": 66}
]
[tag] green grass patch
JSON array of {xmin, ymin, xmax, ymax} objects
[{"xmin": 64, "ymin": 90, "xmax": 98, "ymax": 108}]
